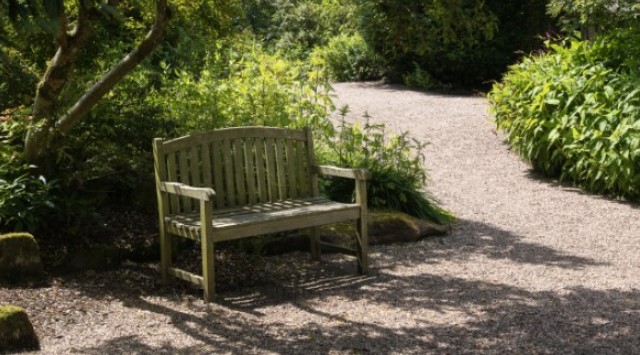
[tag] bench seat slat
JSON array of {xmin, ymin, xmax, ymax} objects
[{"xmin": 165, "ymin": 198, "xmax": 360, "ymax": 242}]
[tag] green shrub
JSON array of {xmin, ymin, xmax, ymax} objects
[
  {"xmin": 0, "ymin": 117, "xmax": 56, "ymax": 233},
  {"xmin": 548, "ymin": 0, "xmax": 640, "ymax": 35},
  {"xmin": 403, "ymin": 64, "xmax": 451, "ymax": 91},
  {"xmin": 318, "ymin": 107, "xmax": 454, "ymax": 224},
  {"xmin": 154, "ymin": 36, "xmax": 335, "ymax": 135},
  {"xmin": 310, "ymin": 33, "xmax": 383, "ymax": 82},
  {"xmin": 355, "ymin": 0, "xmax": 498, "ymax": 84},
  {"xmin": 355, "ymin": 0, "xmax": 552, "ymax": 88},
  {"xmin": 0, "ymin": 172, "xmax": 56, "ymax": 234},
  {"xmin": 0, "ymin": 51, "xmax": 38, "ymax": 111},
  {"xmin": 241, "ymin": 0, "xmax": 358, "ymax": 59},
  {"xmin": 489, "ymin": 30, "xmax": 640, "ymax": 200}
]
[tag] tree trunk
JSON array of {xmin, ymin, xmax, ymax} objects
[
  {"xmin": 23, "ymin": 10, "xmax": 79, "ymax": 163},
  {"xmin": 24, "ymin": 44, "xmax": 84, "ymax": 162},
  {"xmin": 23, "ymin": 0, "xmax": 171, "ymax": 164}
]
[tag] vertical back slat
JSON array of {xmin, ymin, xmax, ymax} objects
[
  {"xmin": 296, "ymin": 140, "xmax": 310, "ymax": 197},
  {"xmin": 166, "ymin": 152, "xmax": 179, "ymax": 213},
  {"xmin": 233, "ymin": 139, "xmax": 247, "ymax": 206},
  {"xmin": 178, "ymin": 149, "xmax": 192, "ymax": 212},
  {"xmin": 212, "ymin": 140, "xmax": 226, "ymax": 208},
  {"xmin": 190, "ymin": 145, "xmax": 202, "ymax": 188},
  {"xmin": 286, "ymin": 139, "xmax": 297, "ymax": 198},
  {"xmin": 305, "ymin": 127, "xmax": 320, "ymax": 197},
  {"xmin": 244, "ymin": 138, "xmax": 257, "ymax": 205},
  {"xmin": 275, "ymin": 138, "xmax": 286, "ymax": 200},
  {"xmin": 265, "ymin": 137, "xmax": 278, "ymax": 201},
  {"xmin": 190, "ymin": 145, "xmax": 203, "ymax": 212},
  {"xmin": 255, "ymin": 138, "xmax": 268, "ymax": 203},
  {"xmin": 201, "ymin": 142, "xmax": 212, "ymax": 192},
  {"xmin": 222, "ymin": 139, "xmax": 236, "ymax": 207},
  {"xmin": 161, "ymin": 128, "xmax": 315, "ymax": 210}
]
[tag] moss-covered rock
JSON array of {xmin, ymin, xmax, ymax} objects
[
  {"xmin": 226, "ymin": 211, "xmax": 451, "ymax": 256},
  {"xmin": 0, "ymin": 306, "xmax": 39, "ymax": 352},
  {"xmin": 321, "ymin": 211, "xmax": 450, "ymax": 247},
  {"xmin": 0, "ymin": 233, "xmax": 44, "ymax": 284}
]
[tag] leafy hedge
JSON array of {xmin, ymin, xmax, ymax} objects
[
  {"xmin": 355, "ymin": 0, "xmax": 552, "ymax": 88},
  {"xmin": 489, "ymin": 30, "xmax": 640, "ymax": 200},
  {"xmin": 310, "ymin": 33, "xmax": 383, "ymax": 82}
]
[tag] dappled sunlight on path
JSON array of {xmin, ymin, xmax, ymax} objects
[{"xmin": 31, "ymin": 258, "xmax": 640, "ymax": 353}]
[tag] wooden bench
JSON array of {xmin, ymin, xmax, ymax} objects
[{"xmin": 153, "ymin": 126, "xmax": 370, "ymax": 301}]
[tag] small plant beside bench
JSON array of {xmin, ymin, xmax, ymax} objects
[{"xmin": 153, "ymin": 126, "xmax": 370, "ymax": 302}]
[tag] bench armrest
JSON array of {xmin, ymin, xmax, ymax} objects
[
  {"xmin": 314, "ymin": 165, "xmax": 371, "ymax": 180},
  {"xmin": 159, "ymin": 182, "xmax": 216, "ymax": 201}
]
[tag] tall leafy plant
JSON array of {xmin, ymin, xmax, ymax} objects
[
  {"xmin": 489, "ymin": 31, "xmax": 640, "ymax": 200},
  {"xmin": 155, "ymin": 36, "xmax": 335, "ymax": 136},
  {"xmin": 319, "ymin": 107, "xmax": 454, "ymax": 224}
]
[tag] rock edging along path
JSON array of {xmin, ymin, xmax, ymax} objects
[{"xmin": 2, "ymin": 82, "xmax": 639, "ymax": 353}]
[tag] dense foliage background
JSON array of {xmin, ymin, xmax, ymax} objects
[
  {"xmin": 0, "ymin": 0, "xmax": 501, "ymax": 238},
  {"xmin": 4, "ymin": 0, "xmax": 635, "ymax": 249}
]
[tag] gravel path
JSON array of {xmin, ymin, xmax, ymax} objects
[{"xmin": 4, "ymin": 82, "xmax": 640, "ymax": 354}]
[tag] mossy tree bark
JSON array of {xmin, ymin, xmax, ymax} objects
[{"xmin": 22, "ymin": 0, "xmax": 171, "ymax": 163}]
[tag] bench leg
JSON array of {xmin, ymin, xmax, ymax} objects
[
  {"xmin": 160, "ymin": 231, "xmax": 172, "ymax": 283},
  {"xmin": 356, "ymin": 217, "xmax": 369, "ymax": 274},
  {"xmin": 310, "ymin": 227, "xmax": 321, "ymax": 261},
  {"xmin": 201, "ymin": 233, "xmax": 216, "ymax": 302}
]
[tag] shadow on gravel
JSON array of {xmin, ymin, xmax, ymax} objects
[
  {"xmin": 69, "ymin": 260, "xmax": 640, "ymax": 354},
  {"xmin": 23, "ymin": 211, "xmax": 623, "ymax": 353},
  {"xmin": 373, "ymin": 218, "xmax": 606, "ymax": 270},
  {"xmin": 523, "ymin": 170, "xmax": 640, "ymax": 209}
]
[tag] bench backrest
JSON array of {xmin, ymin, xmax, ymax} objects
[{"xmin": 154, "ymin": 126, "xmax": 319, "ymax": 214}]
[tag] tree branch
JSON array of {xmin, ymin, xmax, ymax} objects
[
  {"xmin": 56, "ymin": 0, "xmax": 171, "ymax": 134},
  {"xmin": 24, "ymin": 2, "xmax": 95, "ymax": 162},
  {"xmin": 31, "ymin": 7, "xmax": 70, "ymax": 119}
]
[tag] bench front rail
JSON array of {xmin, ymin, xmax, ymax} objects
[{"xmin": 153, "ymin": 126, "xmax": 370, "ymax": 302}]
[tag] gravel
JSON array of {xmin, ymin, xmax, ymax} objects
[{"xmin": 2, "ymin": 82, "xmax": 639, "ymax": 354}]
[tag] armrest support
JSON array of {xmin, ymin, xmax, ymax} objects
[
  {"xmin": 160, "ymin": 182, "xmax": 216, "ymax": 201},
  {"xmin": 314, "ymin": 165, "xmax": 371, "ymax": 180}
]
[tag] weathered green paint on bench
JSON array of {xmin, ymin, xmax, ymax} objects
[{"xmin": 153, "ymin": 126, "xmax": 370, "ymax": 302}]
